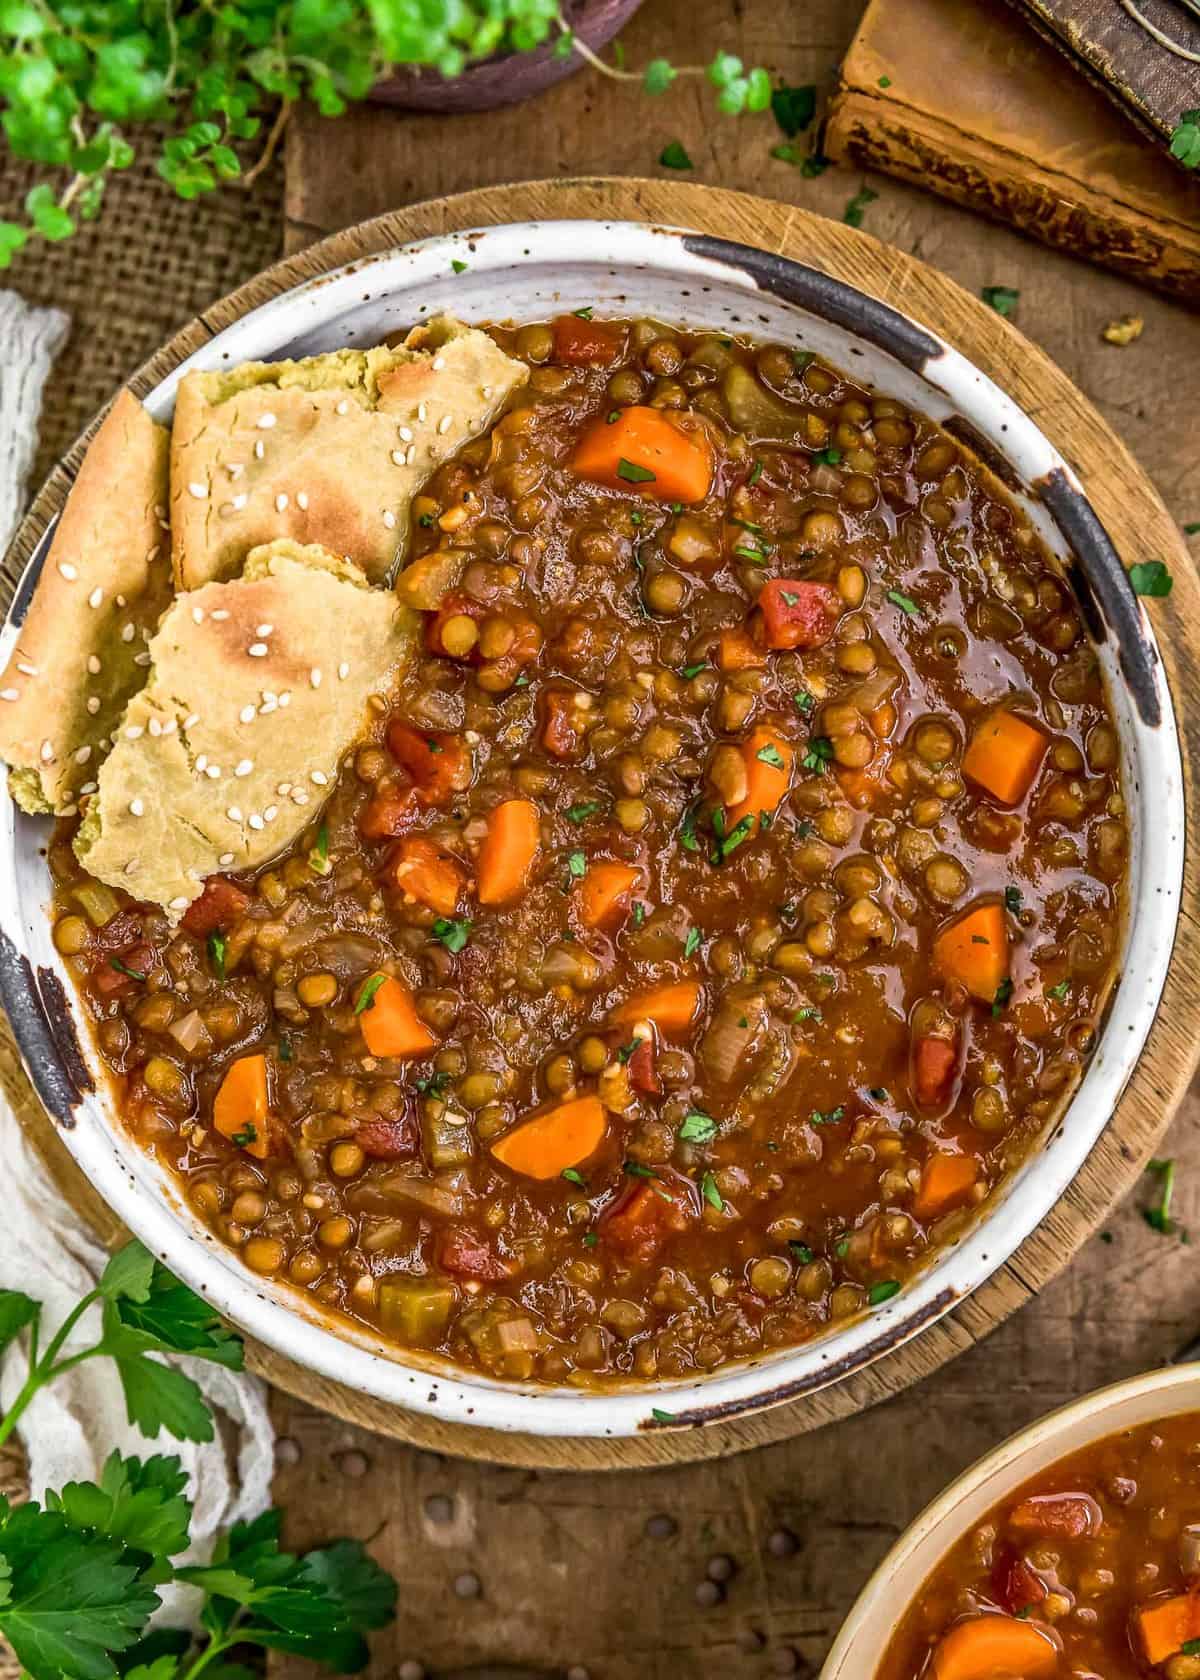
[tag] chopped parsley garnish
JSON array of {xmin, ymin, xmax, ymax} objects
[
  {"xmin": 729, "ymin": 515, "xmax": 763, "ymax": 532},
  {"xmin": 802, "ymin": 735, "xmax": 834, "ymax": 774},
  {"xmin": 792, "ymin": 1006, "xmax": 822, "ymax": 1024},
  {"xmin": 771, "ymin": 81, "xmax": 816, "ymax": 138},
  {"xmin": 616, "ymin": 1040, "xmax": 640, "ymax": 1064},
  {"xmin": 711, "ymin": 812, "xmax": 755, "ymax": 863},
  {"xmin": 700, "ymin": 1170, "xmax": 723, "ymax": 1211},
  {"xmin": 684, "ymin": 926, "xmax": 702, "ymax": 958},
  {"xmin": 659, "ymin": 140, "xmax": 693, "ymax": 170},
  {"xmin": 567, "ymin": 849, "xmax": 587, "ymax": 878},
  {"xmin": 1045, "ymin": 978, "xmax": 1071, "ymax": 1002},
  {"xmin": 617, "ymin": 457, "xmax": 656, "ymax": 484},
  {"xmin": 679, "ymin": 801, "xmax": 702, "ymax": 853},
  {"xmin": 354, "ymin": 973, "xmax": 387, "ymax": 1014},
  {"xmin": 1185, "ymin": 522, "xmax": 1200, "ymax": 536},
  {"xmin": 1144, "ymin": 1158, "xmax": 1176, "ymax": 1234},
  {"xmin": 756, "ymin": 742, "xmax": 785, "ymax": 769},
  {"xmin": 992, "ymin": 977, "xmax": 1014, "ymax": 1017},
  {"xmin": 878, "ymin": 74, "xmax": 892, "ymax": 87},
  {"xmin": 308, "ymin": 821, "xmax": 331, "ymax": 876},
  {"xmin": 843, "ymin": 185, "xmax": 878, "ymax": 227},
  {"xmin": 431, "ymin": 916, "xmax": 471, "ymax": 954},
  {"xmin": 679, "ymin": 1111, "xmax": 717, "ymax": 1143},
  {"xmin": 835, "ymin": 1236, "xmax": 851, "ymax": 1258},
  {"xmin": 231, "ymin": 1123, "xmax": 258, "ymax": 1147},
  {"xmin": 574, "ymin": 305, "xmax": 595, "ymax": 319},
  {"xmin": 416, "ymin": 1070, "xmax": 452, "ymax": 1096},
  {"xmin": 680, "ymin": 661, "xmax": 709, "ymax": 680},
  {"xmin": 109, "ymin": 956, "xmax": 147, "ymax": 981},
  {"xmin": 789, "ymin": 1241, "xmax": 813, "ymax": 1264},
  {"xmin": 810, "ymin": 1106, "xmax": 845, "ymax": 1126},
  {"xmin": 561, "ymin": 1167, "xmax": 587, "ymax": 1188},
  {"xmin": 583, "ymin": 1232, "xmax": 599, "ymax": 1248},
  {"xmin": 733, "ymin": 542, "xmax": 770, "ymax": 564},
  {"xmin": 981, "ymin": 285, "xmax": 1019, "ymax": 317},
  {"xmin": 513, "ymin": 672, "xmax": 530, "ymax": 688},
  {"xmin": 815, "ymin": 446, "xmax": 842, "ymax": 465},
  {"xmin": 207, "ymin": 932, "xmax": 226, "ymax": 980},
  {"xmin": 747, "ymin": 459, "xmax": 764, "ymax": 485},
  {"xmin": 868, "ymin": 1280, "xmax": 901, "ymax": 1306},
  {"xmin": 1129, "ymin": 559, "xmax": 1173, "ymax": 598},
  {"xmin": 607, "ymin": 410, "xmax": 621, "ymax": 424},
  {"xmin": 1004, "ymin": 886, "xmax": 1023, "ymax": 914},
  {"xmin": 451, "ymin": 258, "xmax": 468, "ymax": 274},
  {"xmin": 792, "ymin": 349, "xmax": 815, "ymax": 372},
  {"xmin": 886, "ymin": 589, "xmax": 920, "ymax": 615},
  {"xmin": 794, "ymin": 689, "xmax": 815, "ymax": 716},
  {"xmin": 651, "ymin": 1407, "xmax": 677, "ymax": 1422},
  {"xmin": 567, "ymin": 800, "xmax": 603, "ymax": 823},
  {"xmin": 632, "ymin": 901, "xmax": 647, "ymax": 928},
  {"xmin": 624, "ymin": 1160, "xmax": 659, "ymax": 1179},
  {"xmin": 418, "ymin": 511, "xmax": 436, "ymax": 528}
]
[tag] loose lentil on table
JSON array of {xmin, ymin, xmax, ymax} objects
[
  {"xmin": 878, "ymin": 1413, "xmax": 1200, "ymax": 1679},
  {"xmin": 50, "ymin": 315, "xmax": 1128, "ymax": 1385}
]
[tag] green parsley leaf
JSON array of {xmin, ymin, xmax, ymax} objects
[
  {"xmin": 878, "ymin": 75, "xmax": 892, "ymax": 87},
  {"xmin": 308, "ymin": 822, "xmax": 331, "ymax": 876},
  {"xmin": 574, "ymin": 306, "xmax": 594, "ymax": 319},
  {"xmin": 1045, "ymin": 978, "xmax": 1071, "ymax": 1002},
  {"xmin": 651, "ymin": 1407, "xmax": 676, "ymax": 1422},
  {"xmin": 624, "ymin": 1160, "xmax": 658, "ymax": 1179},
  {"xmin": 207, "ymin": 932, "xmax": 226, "ymax": 981},
  {"xmin": 810, "ymin": 1106, "xmax": 845, "ymax": 1126},
  {"xmin": 756, "ymin": 742, "xmax": 785, "ymax": 769},
  {"xmin": 680, "ymin": 662, "xmax": 709, "ymax": 680},
  {"xmin": 981, "ymin": 285, "xmax": 1019, "ymax": 318},
  {"xmin": 684, "ymin": 926, "xmax": 702, "ymax": 959},
  {"xmin": 567, "ymin": 849, "xmax": 586, "ymax": 878},
  {"xmin": 771, "ymin": 83, "xmax": 817, "ymax": 138},
  {"xmin": 643, "ymin": 59, "xmax": 677, "ymax": 96},
  {"xmin": 794, "ymin": 689, "xmax": 815, "ymax": 717},
  {"xmin": 561, "ymin": 1168, "xmax": 587, "ymax": 1188},
  {"xmin": 632, "ymin": 901, "xmax": 647, "ymax": 928},
  {"xmin": 886, "ymin": 589, "xmax": 920, "ymax": 615},
  {"xmin": 835, "ymin": 1236, "xmax": 851, "ymax": 1258},
  {"xmin": 1169, "ymin": 109, "xmax": 1200, "ymax": 169},
  {"xmin": 843, "ymin": 186, "xmax": 879, "ymax": 228},
  {"xmin": 802, "ymin": 736, "xmax": 834, "ymax": 774},
  {"xmin": 748, "ymin": 459, "xmax": 764, "ymax": 485},
  {"xmin": 450, "ymin": 259, "xmax": 468, "ymax": 274},
  {"xmin": 354, "ymin": 973, "xmax": 387, "ymax": 1014},
  {"xmin": 815, "ymin": 446, "xmax": 842, "ymax": 465},
  {"xmin": 278, "ymin": 1035, "xmax": 293, "ymax": 1063},
  {"xmin": 583, "ymin": 1232, "xmax": 599, "ymax": 1248},
  {"xmin": 788, "ymin": 1242, "xmax": 813, "ymax": 1264},
  {"xmin": 712, "ymin": 814, "xmax": 755, "ymax": 863},
  {"xmin": 617, "ymin": 457, "xmax": 656, "ymax": 484},
  {"xmin": 792, "ymin": 1006, "xmax": 822, "ymax": 1024},
  {"xmin": 1144, "ymin": 1157, "xmax": 1177, "ymax": 1234},
  {"xmin": 868, "ymin": 1280, "xmax": 901, "ymax": 1306},
  {"xmin": 1129, "ymin": 559, "xmax": 1173, "ymax": 598},
  {"xmin": 679, "ymin": 800, "xmax": 702, "ymax": 854},
  {"xmin": 801, "ymin": 152, "xmax": 831, "ymax": 178},
  {"xmin": 567, "ymin": 800, "xmax": 602, "ymax": 823},
  {"xmin": 991, "ymin": 977, "xmax": 1014, "ymax": 1018},
  {"xmin": 1184, "ymin": 522, "xmax": 1200, "ymax": 536},
  {"xmin": 418, "ymin": 512, "xmax": 436, "ymax": 528},
  {"xmin": 415, "ymin": 1070, "xmax": 451, "ymax": 1097},
  {"xmin": 679, "ymin": 1111, "xmax": 717, "ymax": 1143},
  {"xmin": 700, "ymin": 1170, "xmax": 723, "ymax": 1211},
  {"xmin": 109, "ymin": 956, "xmax": 147, "ymax": 982},
  {"xmin": 659, "ymin": 141, "xmax": 693, "ymax": 171},
  {"xmin": 431, "ymin": 917, "xmax": 471, "ymax": 954}
]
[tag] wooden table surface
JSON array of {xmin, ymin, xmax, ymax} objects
[{"xmin": 274, "ymin": 3, "xmax": 1200, "ymax": 1676}]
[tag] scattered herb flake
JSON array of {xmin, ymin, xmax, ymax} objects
[
  {"xmin": 816, "ymin": 446, "xmax": 842, "ymax": 465},
  {"xmin": 1184, "ymin": 522, "xmax": 1200, "ymax": 536},
  {"xmin": 617, "ymin": 1040, "xmax": 640, "ymax": 1065},
  {"xmin": 1169, "ymin": 109, "xmax": 1200, "ymax": 169},
  {"xmin": 680, "ymin": 661, "xmax": 709, "ymax": 680},
  {"xmin": 309, "ymin": 821, "xmax": 331, "ymax": 876},
  {"xmin": 810, "ymin": 1106, "xmax": 845, "ymax": 1126},
  {"xmin": 659, "ymin": 140, "xmax": 693, "ymax": 171},
  {"xmin": 794, "ymin": 689, "xmax": 815, "ymax": 716},
  {"xmin": 679, "ymin": 1111, "xmax": 717, "ymax": 1143},
  {"xmin": 679, "ymin": 801, "xmax": 702, "ymax": 853},
  {"xmin": 1144, "ymin": 1158, "xmax": 1177, "ymax": 1234},
  {"xmin": 567, "ymin": 849, "xmax": 587, "ymax": 878},
  {"xmin": 982, "ymin": 285, "xmax": 1019, "ymax": 317},
  {"xmin": 278, "ymin": 1034, "xmax": 293, "ymax": 1062},
  {"xmin": 684, "ymin": 926, "xmax": 702, "ymax": 959},
  {"xmin": 835, "ymin": 1236, "xmax": 851, "ymax": 1258},
  {"xmin": 416, "ymin": 1070, "xmax": 452, "ymax": 1096},
  {"xmin": 843, "ymin": 185, "xmax": 878, "ymax": 228},
  {"xmin": 801, "ymin": 152, "xmax": 831, "ymax": 178},
  {"xmin": 451, "ymin": 258, "xmax": 468, "ymax": 274},
  {"xmin": 567, "ymin": 800, "xmax": 603, "ymax": 823},
  {"xmin": 756, "ymin": 742, "xmax": 785, "ymax": 769},
  {"xmin": 561, "ymin": 1167, "xmax": 587, "ymax": 1188},
  {"xmin": 713, "ymin": 813, "xmax": 754, "ymax": 863},
  {"xmin": 617, "ymin": 457, "xmax": 656, "ymax": 484},
  {"xmin": 802, "ymin": 735, "xmax": 834, "ymax": 774},
  {"xmin": 886, "ymin": 589, "xmax": 920, "ymax": 615},
  {"xmin": 1129, "ymin": 559, "xmax": 1173, "ymax": 598},
  {"xmin": 792, "ymin": 1006, "xmax": 822, "ymax": 1024},
  {"xmin": 771, "ymin": 82, "xmax": 816, "ymax": 138},
  {"xmin": 207, "ymin": 932, "xmax": 226, "ymax": 980},
  {"xmin": 789, "ymin": 1242, "xmax": 814, "ymax": 1264},
  {"xmin": 632, "ymin": 901, "xmax": 647, "ymax": 928},
  {"xmin": 583, "ymin": 1231, "xmax": 599, "ymax": 1247},
  {"xmin": 1046, "ymin": 978, "xmax": 1071, "ymax": 1002},
  {"xmin": 624, "ymin": 1160, "xmax": 659, "ymax": 1179},
  {"xmin": 748, "ymin": 459, "xmax": 764, "ymax": 485},
  {"xmin": 878, "ymin": 74, "xmax": 892, "ymax": 87},
  {"xmin": 231, "ymin": 1122, "xmax": 258, "ymax": 1147},
  {"xmin": 574, "ymin": 305, "xmax": 594, "ymax": 319},
  {"xmin": 354, "ymin": 973, "xmax": 387, "ymax": 1014},
  {"xmin": 109, "ymin": 956, "xmax": 147, "ymax": 981},
  {"xmin": 431, "ymin": 916, "xmax": 471, "ymax": 954},
  {"xmin": 700, "ymin": 1170, "xmax": 723, "ymax": 1211},
  {"xmin": 869, "ymin": 1280, "xmax": 901, "ymax": 1305},
  {"xmin": 992, "ymin": 977, "xmax": 1014, "ymax": 1018},
  {"xmin": 652, "ymin": 1407, "xmax": 677, "ymax": 1422}
]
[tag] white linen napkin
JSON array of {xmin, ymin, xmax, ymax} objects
[{"xmin": 0, "ymin": 289, "xmax": 275, "ymax": 1621}]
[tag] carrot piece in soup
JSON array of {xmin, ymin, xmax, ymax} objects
[
  {"xmin": 757, "ymin": 579, "xmax": 842, "ymax": 651},
  {"xmin": 551, "ymin": 313, "xmax": 621, "ymax": 366},
  {"xmin": 357, "ymin": 973, "xmax": 438, "ymax": 1059},
  {"xmin": 717, "ymin": 626, "xmax": 766, "ymax": 672},
  {"xmin": 962, "ymin": 711, "xmax": 1048, "ymax": 805},
  {"xmin": 385, "ymin": 835, "xmax": 466, "ymax": 917},
  {"xmin": 386, "ymin": 723, "xmax": 471, "ymax": 807},
  {"xmin": 213, "ymin": 1053, "xmax": 272, "ymax": 1159},
  {"xmin": 579, "ymin": 860, "xmax": 640, "ymax": 929},
  {"xmin": 724, "ymin": 726, "xmax": 794, "ymax": 836},
  {"xmin": 934, "ymin": 902, "xmax": 1009, "ymax": 1003},
  {"xmin": 913, "ymin": 1152, "xmax": 977, "ymax": 1221},
  {"xmin": 571, "ymin": 406, "xmax": 713, "ymax": 503},
  {"xmin": 611, "ymin": 980, "xmax": 703, "ymax": 1036},
  {"xmin": 490, "ymin": 1095, "xmax": 607, "ymax": 1180},
  {"xmin": 477, "ymin": 799, "xmax": 541, "ymax": 905},
  {"xmin": 359, "ymin": 780, "xmax": 419, "ymax": 841},
  {"xmin": 1137, "ymin": 1591, "xmax": 1200, "ymax": 1665},
  {"xmin": 931, "ymin": 1614, "xmax": 1059, "ymax": 1680}
]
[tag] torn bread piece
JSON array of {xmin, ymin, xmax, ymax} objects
[
  {"xmin": 0, "ymin": 390, "xmax": 171, "ymax": 815},
  {"xmin": 74, "ymin": 540, "xmax": 417, "ymax": 917},
  {"xmin": 169, "ymin": 314, "xmax": 529, "ymax": 590}
]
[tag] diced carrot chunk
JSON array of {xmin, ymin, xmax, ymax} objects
[
  {"xmin": 490, "ymin": 1094, "xmax": 607, "ymax": 1180},
  {"xmin": 579, "ymin": 860, "xmax": 640, "ymax": 929},
  {"xmin": 611, "ymin": 981, "xmax": 703, "ymax": 1036},
  {"xmin": 357, "ymin": 973, "xmax": 438, "ymax": 1059},
  {"xmin": 717, "ymin": 625, "xmax": 766, "ymax": 671},
  {"xmin": 551, "ymin": 313, "xmax": 621, "ymax": 366},
  {"xmin": 1008, "ymin": 1493, "xmax": 1102, "ymax": 1541},
  {"xmin": 757, "ymin": 579, "xmax": 842, "ymax": 651},
  {"xmin": 571, "ymin": 406, "xmax": 713, "ymax": 503},
  {"xmin": 963, "ymin": 711, "xmax": 1048, "ymax": 805},
  {"xmin": 934, "ymin": 902, "xmax": 1009, "ymax": 1004},
  {"xmin": 477, "ymin": 799, "xmax": 541, "ymax": 904},
  {"xmin": 213, "ymin": 1053, "xmax": 272, "ymax": 1159},
  {"xmin": 912, "ymin": 1034, "xmax": 959, "ymax": 1109},
  {"xmin": 384, "ymin": 835, "xmax": 466, "ymax": 917},
  {"xmin": 931, "ymin": 1614, "xmax": 1059, "ymax": 1680},
  {"xmin": 724, "ymin": 726, "xmax": 794, "ymax": 837},
  {"xmin": 1137, "ymin": 1590, "xmax": 1200, "ymax": 1665},
  {"xmin": 386, "ymin": 723, "xmax": 472, "ymax": 806},
  {"xmin": 913, "ymin": 1152, "xmax": 977, "ymax": 1221}
]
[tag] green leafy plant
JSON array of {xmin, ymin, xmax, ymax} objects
[
  {"xmin": 0, "ymin": 0, "xmax": 767, "ymax": 267},
  {"xmin": 0, "ymin": 1240, "xmax": 396, "ymax": 1679}
]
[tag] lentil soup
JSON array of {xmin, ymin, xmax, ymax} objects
[
  {"xmin": 877, "ymin": 1412, "xmax": 1200, "ymax": 1679},
  {"xmin": 49, "ymin": 316, "xmax": 1128, "ymax": 1386}
]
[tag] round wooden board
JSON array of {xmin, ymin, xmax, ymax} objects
[{"xmin": 8, "ymin": 178, "xmax": 1198, "ymax": 1471}]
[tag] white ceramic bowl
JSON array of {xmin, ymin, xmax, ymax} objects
[
  {"xmin": 823, "ymin": 1362, "xmax": 1200, "ymax": 1676},
  {"xmin": 0, "ymin": 221, "xmax": 1183, "ymax": 1438}
]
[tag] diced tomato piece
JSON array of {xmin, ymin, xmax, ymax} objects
[
  {"xmin": 93, "ymin": 942, "xmax": 155, "ymax": 997},
  {"xmin": 757, "ymin": 579, "xmax": 842, "ymax": 651},
  {"xmin": 359, "ymin": 780, "xmax": 419, "ymax": 841},
  {"xmin": 991, "ymin": 1546, "xmax": 1048, "ymax": 1617},
  {"xmin": 1008, "ymin": 1492, "xmax": 1102, "ymax": 1541},
  {"xmin": 540, "ymin": 688, "xmax": 586, "ymax": 760},
  {"xmin": 91, "ymin": 910, "xmax": 144, "ymax": 953},
  {"xmin": 598, "ymin": 1171, "xmax": 697, "ymax": 1265},
  {"xmin": 435, "ymin": 1226, "xmax": 510, "ymax": 1282},
  {"xmin": 355, "ymin": 1112, "xmax": 420, "ymax": 1160},
  {"xmin": 627, "ymin": 1036, "xmax": 662, "ymax": 1096},
  {"xmin": 912, "ymin": 1033, "xmax": 958, "ymax": 1108},
  {"xmin": 386, "ymin": 723, "xmax": 471, "ymax": 806},
  {"xmin": 181, "ymin": 876, "xmax": 251, "ymax": 937},
  {"xmin": 425, "ymin": 591, "xmax": 483, "ymax": 659},
  {"xmin": 551, "ymin": 313, "xmax": 621, "ymax": 366}
]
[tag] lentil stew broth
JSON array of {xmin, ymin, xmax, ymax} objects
[
  {"xmin": 878, "ymin": 1413, "xmax": 1200, "ymax": 1679},
  {"xmin": 50, "ymin": 317, "xmax": 1128, "ymax": 1387}
]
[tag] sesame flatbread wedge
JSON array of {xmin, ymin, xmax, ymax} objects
[
  {"xmin": 74, "ymin": 540, "xmax": 417, "ymax": 918},
  {"xmin": 0, "ymin": 390, "xmax": 171, "ymax": 815},
  {"xmin": 169, "ymin": 314, "xmax": 529, "ymax": 591}
]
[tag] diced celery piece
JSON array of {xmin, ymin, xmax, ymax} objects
[
  {"xmin": 422, "ymin": 1106, "xmax": 474, "ymax": 1169},
  {"xmin": 378, "ymin": 1277, "xmax": 456, "ymax": 1345}
]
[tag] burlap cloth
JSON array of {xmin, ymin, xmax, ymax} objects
[{"xmin": 0, "ymin": 144, "xmax": 287, "ymax": 1669}]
